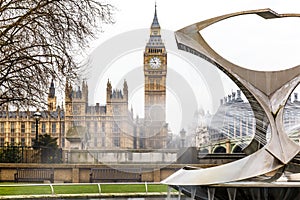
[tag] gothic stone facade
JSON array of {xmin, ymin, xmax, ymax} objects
[{"xmin": 0, "ymin": 6, "xmax": 169, "ymax": 150}]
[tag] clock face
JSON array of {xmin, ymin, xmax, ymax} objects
[{"xmin": 149, "ymin": 57, "xmax": 161, "ymax": 69}]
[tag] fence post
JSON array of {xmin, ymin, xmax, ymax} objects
[{"xmin": 98, "ymin": 183, "xmax": 101, "ymax": 194}]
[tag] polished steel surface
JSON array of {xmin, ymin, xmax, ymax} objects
[
  {"xmin": 162, "ymin": 9, "xmax": 300, "ymax": 186},
  {"xmin": 162, "ymin": 148, "xmax": 284, "ymax": 185}
]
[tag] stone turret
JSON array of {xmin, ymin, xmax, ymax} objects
[
  {"xmin": 106, "ymin": 79, "xmax": 112, "ymax": 103},
  {"xmin": 48, "ymin": 79, "xmax": 57, "ymax": 111},
  {"xmin": 123, "ymin": 80, "xmax": 128, "ymax": 101},
  {"xmin": 82, "ymin": 80, "xmax": 88, "ymax": 103},
  {"xmin": 65, "ymin": 80, "xmax": 88, "ymax": 116},
  {"xmin": 65, "ymin": 80, "xmax": 72, "ymax": 102}
]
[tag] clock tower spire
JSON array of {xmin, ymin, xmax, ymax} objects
[
  {"xmin": 143, "ymin": 4, "xmax": 168, "ymax": 149},
  {"xmin": 151, "ymin": 3, "xmax": 160, "ymax": 30}
]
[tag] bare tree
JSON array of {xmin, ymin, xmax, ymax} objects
[{"xmin": 0, "ymin": 0, "xmax": 114, "ymax": 108}]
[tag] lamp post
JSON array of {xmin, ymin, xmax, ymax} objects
[
  {"xmin": 180, "ymin": 128, "xmax": 186, "ymax": 148},
  {"xmin": 33, "ymin": 111, "xmax": 42, "ymax": 142}
]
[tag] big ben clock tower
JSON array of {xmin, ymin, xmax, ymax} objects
[{"xmin": 143, "ymin": 5, "xmax": 168, "ymax": 149}]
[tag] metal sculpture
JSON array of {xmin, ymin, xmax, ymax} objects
[{"xmin": 162, "ymin": 8, "xmax": 300, "ymax": 191}]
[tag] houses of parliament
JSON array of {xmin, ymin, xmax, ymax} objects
[{"xmin": 0, "ymin": 6, "xmax": 169, "ymax": 150}]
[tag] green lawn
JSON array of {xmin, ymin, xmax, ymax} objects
[
  {"xmin": 100, "ymin": 184, "xmax": 168, "ymax": 193},
  {"xmin": 0, "ymin": 183, "xmax": 170, "ymax": 196},
  {"xmin": 0, "ymin": 185, "xmax": 52, "ymax": 195},
  {"xmin": 53, "ymin": 184, "xmax": 99, "ymax": 194}
]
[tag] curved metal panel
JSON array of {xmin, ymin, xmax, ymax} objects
[
  {"xmin": 162, "ymin": 9, "xmax": 300, "ymax": 186},
  {"xmin": 162, "ymin": 147, "xmax": 283, "ymax": 185},
  {"xmin": 174, "ymin": 9, "xmax": 300, "ymax": 163}
]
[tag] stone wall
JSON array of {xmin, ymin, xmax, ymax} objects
[
  {"xmin": 0, "ymin": 163, "xmax": 214, "ymax": 183},
  {"xmin": 64, "ymin": 149, "xmax": 179, "ymax": 164}
]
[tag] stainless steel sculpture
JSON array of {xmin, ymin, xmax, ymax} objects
[{"xmin": 162, "ymin": 9, "xmax": 300, "ymax": 199}]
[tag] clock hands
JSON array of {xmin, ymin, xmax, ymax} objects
[{"xmin": 149, "ymin": 57, "xmax": 161, "ymax": 69}]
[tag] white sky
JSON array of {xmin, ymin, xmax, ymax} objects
[
  {"xmin": 85, "ymin": 0, "xmax": 300, "ymax": 135},
  {"xmin": 96, "ymin": 0, "xmax": 300, "ymax": 64}
]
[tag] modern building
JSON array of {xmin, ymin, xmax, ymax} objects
[{"xmin": 0, "ymin": 6, "xmax": 169, "ymax": 150}]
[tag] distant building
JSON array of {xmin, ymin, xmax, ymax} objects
[
  {"xmin": 200, "ymin": 90, "xmax": 300, "ymax": 153},
  {"xmin": 0, "ymin": 80, "xmax": 64, "ymax": 147},
  {"xmin": 209, "ymin": 90, "xmax": 255, "ymax": 144},
  {"xmin": 64, "ymin": 79, "xmax": 134, "ymax": 150},
  {"xmin": 141, "ymin": 4, "xmax": 168, "ymax": 149},
  {"xmin": 0, "ymin": 6, "xmax": 169, "ymax": 150},
  {"xmin": 283, "ymin": 93, "xmax": 300, "ymax": 143},
  {"xmin": 188, "ymin": 109, "xmax": 211, "ymax": 148}
]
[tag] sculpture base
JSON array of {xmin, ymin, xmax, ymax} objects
[{"xmin": 170, "ymin": 182, "xmax": 300, "ymax": 200}]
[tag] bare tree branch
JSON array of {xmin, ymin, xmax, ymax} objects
[{"xmin": 0, "ymin": 0, "xmax": 114, "ymax": 109}]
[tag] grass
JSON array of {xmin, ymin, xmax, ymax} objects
[
  {"xmin": 53, "ymin": 184, "xmax": 99, "ymax": 194},
  {"xmin": 0, "ymin": 185, "xmax": 52, "ymax": 196},
  {"xmin": 0, "ymin": 183, "xmax": 171, "ymax": 196},
  {"xmin": 100, "ymin": 184, "xmax": 168, "ymax": 193}
]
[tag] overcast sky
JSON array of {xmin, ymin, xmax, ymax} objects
[
  {"xmin": 95, "ymin": 0, "xmax": 300, "ymax": 69},
  {"xmin": 86, "ymin": 0, "xmax": 300, "ymax": 134}
]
